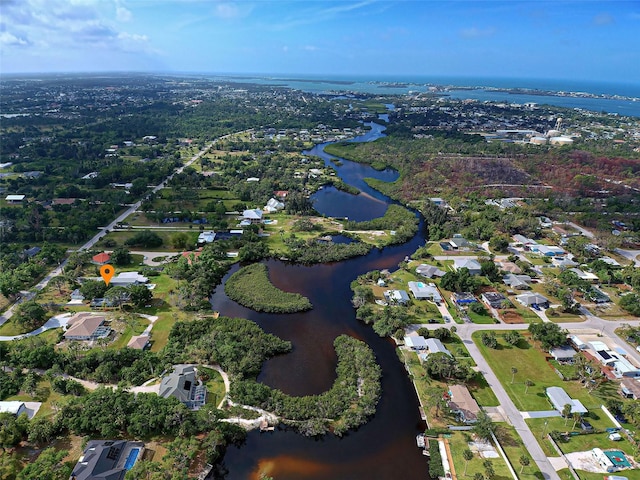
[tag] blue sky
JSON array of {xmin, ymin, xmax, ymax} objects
[{"xmin": 2, "ymin": 0, "xmax": 639, "ymax": 83}]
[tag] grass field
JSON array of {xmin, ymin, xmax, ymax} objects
[
  {"xmin": 200, "ymin": 366, "xmax": 226, "ymax": 408},
  {"xmin": 473, "ymin": 332, "xmax": 616, "ymax": 412}
]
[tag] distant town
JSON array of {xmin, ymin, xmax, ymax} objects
[{"xmin": 1, "ymin": 74, "xmax": 640, "ymax": 480}]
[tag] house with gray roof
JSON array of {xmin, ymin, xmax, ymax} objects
[
  {"xmin": 425, "ymin": 338, "xmax": 452, "ymax": 357},
  {"xmin": 503, "ymin": 274, "xmax": 532, "ymax": 290},
  {"xmin": 415, "ymin": 264, "xmax": 445, "ymax": 278},
  {"xmin": 70, "ymin": 440, "xmax": 144, "ymax": 480},
  {"xmin": 546, "ymin": 386, "xmax": 587, "ymax": 414},
  {"xmin": 453, "ymin": 258, "xmax": 481, "ymax": 275},
  {"xmin": 159, "ymin": 365, "xmax": 207, "ymax": 409},
  {"xmin": 384, "ymin": 289, "xmax": 410, "ymax": 305}
]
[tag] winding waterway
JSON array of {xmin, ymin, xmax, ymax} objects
[{"xmin": 215, "ymin": 116, "xmax": 430, "ymax": 479}]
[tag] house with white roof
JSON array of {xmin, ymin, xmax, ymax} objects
[
  {"xmin": 241, "ymin": 208, "xmax": 263, "ymax": 225},
  {"xmin": 197, "ymin": 231, "xmax": 216, "ymax": 245},
  {"xmin": 552, "ymin": 256, "xmax": 579, "ymax": 268},
  {"xmin": 453, "ymin": 258, "xmax": 481, "ymax": 275},
  {"xmin": 5, "ymin": 194, "xmax": 25, "ymax": 204},
  {"xmin": 531, "ymin": 245, "xmax": 565, "ymax": 256},
  {"xmin": 546, "ymin": 386, "xmax": 587, "ymax": 414},
  {"xmin": 264, "ymin": 198, "xmax": 284, "ymax": 213},
  {"xmin": 516, "ymin": 292, "xmax": 549, "ymax": 308},
  {"xmin": 425, "ymin": 338, "xmax": 452, "ymax": 356},
  {"xmin": 384, "ymin": 290, "xmax": 410, "ymax": 305},
  {"xmin": 110, "ymin": 272, "xmax": 148, "ymax": 287},
  {"xmin": 569, "ymin": 268, "xmax": 599, "ymax": 282},
  {"xmin": 0, "ymin": 401, "xmax": 27, "ymax": 417},
  {"xmin": 404, "ymin": 335, "xmax": 428, "ymax": 351},
  {"xmin": 407, "ymin": 281, "xmax": 442, "ymax": 302}
]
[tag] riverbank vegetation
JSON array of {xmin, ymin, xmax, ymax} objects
[
  {"xmin": 230, "ymin": 335, "xmax": 381, "ymax": 436},
  {"xmin": 284, "ymin": 236, "xmax": 371, "ymax": 264},
  {"xmin": 225, "ymin": 263, "xmax": 312, "ymax": 313},
  {"xmin": 344, "ymin": 204, "xmax": 419, "ymax": 245}
]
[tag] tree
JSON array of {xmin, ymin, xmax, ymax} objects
[
  {"xmin": 562, "ymin": 404, "xmax": 572, "ymax": 424},
  {"xmin": 518, "ymin": 455, "xmax": 530, "ymax": 473},
  {"xmin": 503, "ymin": 330, "xmax": 522, "ymax": 346},
  {"xmin": 483, "ymin": 459, "xmax": 495, "ymax": 479},
  {"xmin": 27, "ymin": 417, "xmax": 57, "ymax": 445},
  {"xmin": 463, "ymin": 449, "xmax": 474, "ymax": 475},
  {"xmin": 170, "ymin": 232, "xmax": 191, "ymax": 250},
  {"xmin": 125, "ymin": 230, "xmax": 163, "ymax": 248},
  {"xmin": 489, "ymin": 235, "xmax": 509, "ymax": 253},
  {"xmin": 425, "ymin": 387, "xmax": 447, "ymax": 418},
  {"xmin": 510, "ymin": 367, "xmax": 518, "ymax": 384},
  {"xmin": 473, "ymin": 474, "xmax": 485, "ymax": 480},
  {"xmin": 470, "ymin": 302, "xmax": 488, "ymax": 316},
  {"xmin": 481, "ymin": 331, "xmax": 498, "ymax": 349},
  {"xmin": 129, "ymin": 284, "xmax": 153, "ymax": 307},
  {"xmin": 17, "ymin": 448, "xmax": 71, "ymax": 480},
  {"xmin": 528, "ymin": 323, "xmax": 566, "ymax": 350},
  {"xmin": 14, "ymin": 301, "xmax": 47, "ymax": 331},
  {"xmin": 473, "ymin": 410, "xmax": 496, "ymax": 441},
  {"xmin": 571, "ymin": 412, "xmax": 582, "ymax": 430},
  {"xmin": 105, "ymin": 286, "xmax": 130, "ymax": 310},
  {"xmin": 110, "ymin": 246, "xmax": 132, "ymax": 266},
  {"xmin": 80, "ymin": 280, "xmax": 108, "ymax": 300},
  {"xmin": 524, "ymin": 379, "xmax": 534, "ymax": 394}
]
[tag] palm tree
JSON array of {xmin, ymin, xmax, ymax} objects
[
  {"xmin": 511, "ymin": 367, "xmax": 518, "ymax": 384},
  {"xmin": 463, "ymin": 449, "xmax": 474, "ymax": 476},
  {"xmin": 519, "ymin": 455, "xmax": 530, "ymax": 473},
  {"xmin": 562, "ymin": 403, "xmax": 572, "ymax": 425},
  {"xmin": 525, "ymin": 379, "xmax": 534, "ymax": 394}
]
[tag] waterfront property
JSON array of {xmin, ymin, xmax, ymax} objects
[
  {"xmin": 407, "ymin": 281, "xmax": 442, "ymax": 302},
  {"xmin": 384, "ymin": 289, "xmax": 410, "ymax": 305},
  {"xmin": 447, "ymin": 384, "xmax": 480, "ymax": 423},
  {"xmin": 70, "ymin": 440, "xmax": 144, "ymax": 480},
  {"xmin": 404, "ymin": 334, "xmax": 428, "ymax": 351},
  {"xmin": 159, "ymin": 365, "xmax": 207, "ymax": 409},
  {"xmin": 415, "ymin": 264, "xmax": 445, "ymax": 278},
  {"xmin": 424, "ymin": 338, "xmax": 452, "ymax": 357}
]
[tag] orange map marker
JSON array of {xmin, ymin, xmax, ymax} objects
[{"xmin": 100, "ymin": 265, "xmax": 115, "ymax": 286}]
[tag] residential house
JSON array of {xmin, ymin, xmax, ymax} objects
[
  {"xmin": 503, "ymin": 274, "xmax": 532, "ymax": 290},
  {"xmin": 516, "ymin": 293, "xmax": 549, "ymax": 308},
  {"xmin": 70, "ymin": 440, "xmax": 144, "ymax": 480},
  {"xmin": 23, "ymin": 246, "xmax": 41, "ymax": 258},
  {"xmin": 481, "ymin": 292, "xmax": 507, "ymax": 309},
  {"xmin": 549, "ymin": 345, "xmax": 577, "ymax": 363},
  {"xmin": 531, "ymin": 245, "xmax": 565, "ymax": 256},
  {"xmin": 449, "ymin": 235, "xmax": 470, "ymax": 249},
  {"xmin": 588, "ymin": 286, "xmax": 611, "ymax": 304},
  {"xmin": 552, "ymin": 256, "xmax": 579, "ymax": 268},
  {"xmin": 425, "ymin": 338, "xmax": 452, "ymax": 357},
  {"xmin": 5, "ymin": 194, "xmax": 26, "ymax": 204},
  {"xmin": 159, "ymin": 365, "xmax": 207, "ymax": 409},
  {"xmin": 0, "ymin": 401, "xmax": 26, "ymax": 417},
  {"xmin": 64, "ymin": 313, "xmax": 111, "ymax": 341},
  {"xmin": 69, "ymin": 289, "xmax": 85, "ymax": 302},
  {"xmin": 404, "ymin": 335, "xmax": 428, "ymax": 351},
  {"xmin": 600, "ymin": 256, "xmax": 621, "ymax": 267},
  {"xmin": 384, "ymin": 290, "xmax": 410, "ymax": 305},
  {"xmin": 452, "ymin": 292, "xmax": 477, "ymax": 305},
  {"xmin": 92, "ymin": 252, "xmax": 111, "ymax": 265},
  {"xmin": 546, "ymin": 386, "xmax": 588, "ymax": 414},
  {"xmin": 620, "ymin": 379, "xmax": 640, "ymax": 400},
  {"xmin": 568, "ymin": 335, "xmax": 588, "ymax": 350},
  {"xmin": 453, "ymin": 258, "xmax": 482, "ymax": 275},
  {"xmin": 569, "ymin": 268, "xmax": 599, "ymax": 282},
  {"xmin": 497, "ymin": 261, "xmax": 522, "ymax": 274},
  {"xmin": 512, "ymin": 234, "xmax": 537, "ymax": 247},
  {"xmin": 197, "ymin": 231, "xmax": 216, "ymax": 245},
  {"xmin": 127, "ymin": 335, "xmax": 150, "ymax": 350},
  {"xmin": 415, "ymin": 264, "xmax": 446, "ymax": 279},
  {"xmin": 274, "ymin": 190, "xmax": 289, "ymax": 199},
  {"xmin": 110, "ymin": 272, "xmax": 148, "ymax": 287},
  {"xmin": 264, "ymin": 198, "xmax": 284, "ymax": 213},
  {"xmin": 241, "ymin": 208, "xmax": 263, "ymax": 225},
  {"xmin": 407, "ymin": 281, "xmax": 442, "ymax": 303},
  {"xmin": 447, "ymin": 384, "xmax": 481, "ymax": 423}
]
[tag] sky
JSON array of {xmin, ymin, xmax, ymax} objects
[{"xmin": 1, "ymin": 0, "xmax": 639, "ymax": 83}]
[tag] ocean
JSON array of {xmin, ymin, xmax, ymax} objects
[{"xmin": 205, "ymin": 73, "xmax": 640, "ymax": 117}]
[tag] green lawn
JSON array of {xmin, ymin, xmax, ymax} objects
[
  {"xmin": 473, "ymin": 332, "xmax": 615, "ymax": 412},
  {"xmin": 200, "ymin": 366, "xmax": 226, "ymax": 408},
  {"xmin": 449, "ymin": 431, "xmax": 514, "ymax": 480}
]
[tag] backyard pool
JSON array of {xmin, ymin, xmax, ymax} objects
[{"xmin": 124, "ymin": 448, "xmax": 140, "ymax": 470}]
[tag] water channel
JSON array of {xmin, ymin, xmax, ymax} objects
[{"xmin": 216, "ymin": 115, "xmax": 431, "ymax": 479}]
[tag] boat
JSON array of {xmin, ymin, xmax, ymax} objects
[{"xmin": 416, "ymin": 433, "xmax": 425, "ymax": 448}]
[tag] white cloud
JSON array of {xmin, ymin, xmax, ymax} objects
[
  {"xmin": 116, "ymin": 3, "xmax": 133, "ymax": 22},
  {"xmin": 0, "ymin": 31, "xmax": 29, "ymax": 46},
  {"xmin": 213, "ymin": 1, "xmax": 253, "ymax": 20}
]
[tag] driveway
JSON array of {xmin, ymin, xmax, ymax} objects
[{"xmin": 0, "ymin": 312, "xmax": 72, "ymax": 341}]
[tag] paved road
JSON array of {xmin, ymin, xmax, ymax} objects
[
  {"xmin": 412, "ymin": 308, "xmax": 640, "ymax": 480},
  {"xmin": 566, "ymin": 222, "xmax": 595, "ymax": 239},
  {"xmin": 0, "ymin": 139, "xmax": 219, "ymax": 327},
  {"xmin": 615, "ymin": 248, "xmax": 640, "ymax": 267}
]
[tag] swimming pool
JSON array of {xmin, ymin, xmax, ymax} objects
[{"xmin": 124, "ymin": 448, "xmax": 140, "ymax": 470}]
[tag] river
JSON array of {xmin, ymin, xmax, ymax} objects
[{"xmin": 215, "ymin": 115, "xmax": 430, "ymax": 479}]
